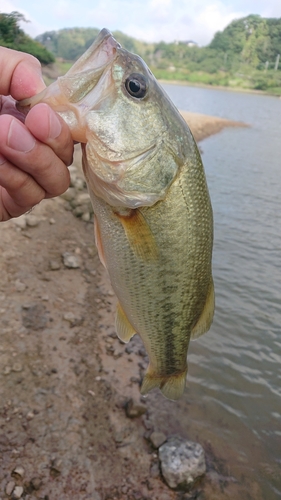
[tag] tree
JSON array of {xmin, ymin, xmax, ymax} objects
[{"xmin": 0, "ymin": 11, "xmax": 55, "ymax": 64}]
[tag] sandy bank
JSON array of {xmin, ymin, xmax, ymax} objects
[{"xmin": 180, "ymin": 110, "xmax": 247, "ymax": 142}]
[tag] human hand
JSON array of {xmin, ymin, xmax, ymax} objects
[{"xmin": 0, "ymin": 47, "xmax": 74, "ymax": 222}]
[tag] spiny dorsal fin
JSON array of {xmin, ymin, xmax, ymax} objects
[
  {"xmin": 191, "ymin": 277, "xmax": 215, "ymax": 340},
  {"xmin": 115, "ymin": 303, "xmax": 136, "ymax": 343},
  {"xmin": 115, "ymin": 208, "xmax": 158, "ymax": 262}
]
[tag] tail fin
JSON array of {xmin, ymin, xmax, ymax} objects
[{"xmin": 140, "ymin": 365, "xmax": 187, "ymax": 401}]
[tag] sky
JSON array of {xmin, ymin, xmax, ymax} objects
[{"xmin": 1, "ymin": 0, "xmax": 281, "ymax": 46}]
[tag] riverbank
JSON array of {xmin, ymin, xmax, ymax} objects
[
  {"xmin": 0, "ymin": 114, "xmax": 257, "ymax": 500},
  {"xmin": 180, "ymin": 110, "xmax": 247, "ymax": 142},
  {"xmin": 159, "ymin": 78, "xmax": 281, "ymax": 98}
]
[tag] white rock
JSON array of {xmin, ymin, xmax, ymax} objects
[
  {"xmin": 60, "ymin": 188, "xmax": 76, "ymax": 201},
  {"xmin": 12, "ymin": 486, "xmax": 24, "ymax": 499},
  {"xmin": 12, "ymin": 465, "xmax": 25, "ymax": 478},
  {"xmin": 26, "ymin": 215, "xmax": 40, "ymax": 227},
  {"xmin": 159, "ymin": 436, "xmax": 206, "ymax": 489},
  {"xmin": 13, "ymin": 215, "xmax": 27, "ymax": 229},
  {"xmin": 62, "ymin": 252, "xmax": 81, "ymax": 269},
  {"xmin": 5, "ymin": 481, "xmax": 15, "ymax": 496}
]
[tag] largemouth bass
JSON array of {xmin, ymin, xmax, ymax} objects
[{"xmin": 19, "ymin": 29, "xmax": 214, "ymax": 400}]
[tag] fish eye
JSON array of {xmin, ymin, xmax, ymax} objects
[{"xmin": 125, "ymin": 73, "xmax": 148, "ymax": 98}]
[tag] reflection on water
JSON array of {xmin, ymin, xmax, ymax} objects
[{"xmin": 161, "ymin": 84, "xmax": 281, "ymax": 499}]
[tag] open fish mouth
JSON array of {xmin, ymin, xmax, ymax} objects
[{"xmin": 17, "ymin": 28, "xmax": 120, "ymax": 112}]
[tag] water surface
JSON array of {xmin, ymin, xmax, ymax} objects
[{"xmin": 161, "ymin": 84, "xmax": 281, "ymax": 499}]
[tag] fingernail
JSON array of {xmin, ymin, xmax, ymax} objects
[
  {"xmin": 8, "ymin": 119, "xmax": 36, "ymax": 153},
  {"xmin": 48, "ymin": 109, "xmax": 62, "ymax": 139}
]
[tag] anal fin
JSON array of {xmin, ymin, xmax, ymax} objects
[
  {"xmin": 140, "ymin": 364, "xmax": 187, "ymax": 401},
  {"xmin": 115, "ymin": 303, "xmax": 136, "ymax": 343},
  {"xmin": 191, "ymin": 277, "xmax": 215, "ymax": 340}
]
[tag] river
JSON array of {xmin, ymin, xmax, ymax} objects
[{"xmin": 157, "ymin": 84, "xmax": 281, "ymax": 499}]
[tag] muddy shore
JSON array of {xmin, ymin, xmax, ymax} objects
[{"xmin": 0, "ymin": 113, "xmax": 252, "ymax": 500}]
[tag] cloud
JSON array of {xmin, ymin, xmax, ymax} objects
[{"xmin": 1, "ymin": 0, "xmax": 281, "ymax": 45}]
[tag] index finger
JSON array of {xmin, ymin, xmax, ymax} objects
[{"xmin": 0, "ymin": 47, "xmax": 46, "ymax": 100}]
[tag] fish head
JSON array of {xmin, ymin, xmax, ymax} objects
[{"xmin": 18, "ymin": 29, "xmax": 187, "ymax": 208}]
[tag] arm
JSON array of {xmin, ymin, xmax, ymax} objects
[{"xmin": 0, "ymin": 47, "xmax": 74, "ymax": 221}]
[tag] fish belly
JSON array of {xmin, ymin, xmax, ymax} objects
[{"xmin": 89, "ymin": 160, "xmax": 213, "ymax": 400}]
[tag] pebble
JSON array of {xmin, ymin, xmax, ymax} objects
[
  {"xmin": 12, "ymin": 465, "xmax": 25, "ymax": 478},
  {"xmin": 63, "ymin": 312, "xmax": 84, "ymax": 327},
  {"xmin": 26, "ymin": 215, "xmax": 40, "ymax": 227},
  {"xmin": 5, "ymin": 481, "xmax": 15, "ymax": 496},
  {"xmin": 15, "ymin": 280, "xmax": 26, "ymax": 292},
  {"xmin": 12, "ymin": 486, "xmax": 24, "ymax": 499},
  {"xmin": 82, "ymin": 212, "xmax": 91, "ymax": 222},
  {"xmin": 49, "ymin": 218, "xmax": 56, "ymax": 225},
  {"xmin": 12, "ymin": 362, "xmax": 23, "ymax": 373},
  {"xmin": 60, "ymin": 188, "xmax": 77, "ymax": 201},
  {"xmin": 62, "ymin": 252, "xmax": 81, "ymax": 269},
  {"xmin": 159, "ymin": 436, "xmax": 206, "ymax": 490},
  {"xmin": 13, "ymin": 216, "xmax": 27, "ymax": 229},
  {"xmin": 49, "ymin": 260, "xmax": 61, "ymax": 271},
  {"xmin": 149, "ymin": 431, "xmax": 167, "ymax": 448},
  {"xmin": 30, "ymin": 477, "xmax": 42, "ymax": 491},
  {"xmin": 125, "ymin": 398, "xmax": 147, "ymax": 418}
]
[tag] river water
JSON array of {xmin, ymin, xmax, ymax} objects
[{"xmin": 159, "ymin": 84, "xmax": 281, "ymax": 498}]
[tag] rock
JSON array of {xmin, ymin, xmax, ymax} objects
[
  {"xmin": 13, "ymin": 215, "xmax": 27, "ymax": 229},
  {"xmin": 72, "ymin": 192, "xmax": 91, "ymax": 207},
  {"xmin": 15, "ymin": 280, "xmax": 26, "ymax": 292},
  {"xmin": 73, "ymin": 178, "xmax": 85, "ymax": 190},
  {"xmin": 5, "ymin": 481, "xmax": 15, "ymax": 496},
  {"xmin": 125, "ymin": 398, "xmax": 147, "ymax": 418},
  {"xmin": 82, "ymin": 212, "xmax": 91, "ymax": 222},
  {"xmin": 49, "ymin": 218, "xmax": 56, "ymax": 225},
  {"xmin": 62, "ymin": 252, "xmax": 81, "ymax": 269},
  {"xmin": 150, "ymin": 431, "xmax": 167, "ymax": 448},
  {"xmin": 30, "ymin": 477, "xmax": 42, "ymax": 491},
  {"xmin": 26, "ymin": 215, "xmax": 40, "ymax": 227},
  {"xmin": 12, "ymin": 465, "xmax": 25, "ymax": 478},
  {"xmin": 12, "ymin": 486, "xmax": 24, "ymax": 499},
  {"xmin": 60, "ymin": 188, "xmax": 76, "ymax": 201},
  {"xmin": 49, "ymin": 260, "xmax": 61, "ymax": 271},
  {"xmin": 21, "ymin": 304, "xmax": 48, "ymax": 331},
  {"xmin": 63, "ymin": 312, "xmax": 84, "ymax": 327},
  {"xmin": 12, "ymin": 362, "xmax": 23, "ymax": 373},
  {"xmin": 159, "ymin": 436, "xmax": 206, "ymax": 490}
]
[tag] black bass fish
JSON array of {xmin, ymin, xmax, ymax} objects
[{"xmin": 19, "ymin": 29, "xmax": 214, "ymax": 400}]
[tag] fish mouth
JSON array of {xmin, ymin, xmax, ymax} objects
[{"xmin": 17, "ymin": 29, "xmax": 120, "ymax": 112}]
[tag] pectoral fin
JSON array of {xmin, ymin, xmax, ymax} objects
[
  {"xmin": 140, "ymin": 364, "xmax": 187, "ymax": 401},
  {"xmin": 115, "ymin": 209, "xmax": 158, "ymax": 262},
  {"xmin": 115, "ymin": 303, "xmax": 136, "ymax": 343},
  {"xmin": 191, "ymin": 277, "xmax": 215, "ymax": 340}
]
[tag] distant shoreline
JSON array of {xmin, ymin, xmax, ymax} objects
[{"xmin": 159, "ymin": 79, "xmax": 280, "ymax": 97}]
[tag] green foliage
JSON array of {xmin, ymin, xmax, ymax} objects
[
  {"xmin": 0, "ymin": 11, "xmax": 55, "ymax": 64},
  {"xmin": 35, "ymin": 16, "xmax": 281, "ymax": 95}
]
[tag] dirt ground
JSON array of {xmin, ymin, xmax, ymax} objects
[{"xmin": 0, "ymin": 115, "xmax": 248, "ymax": 500}]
